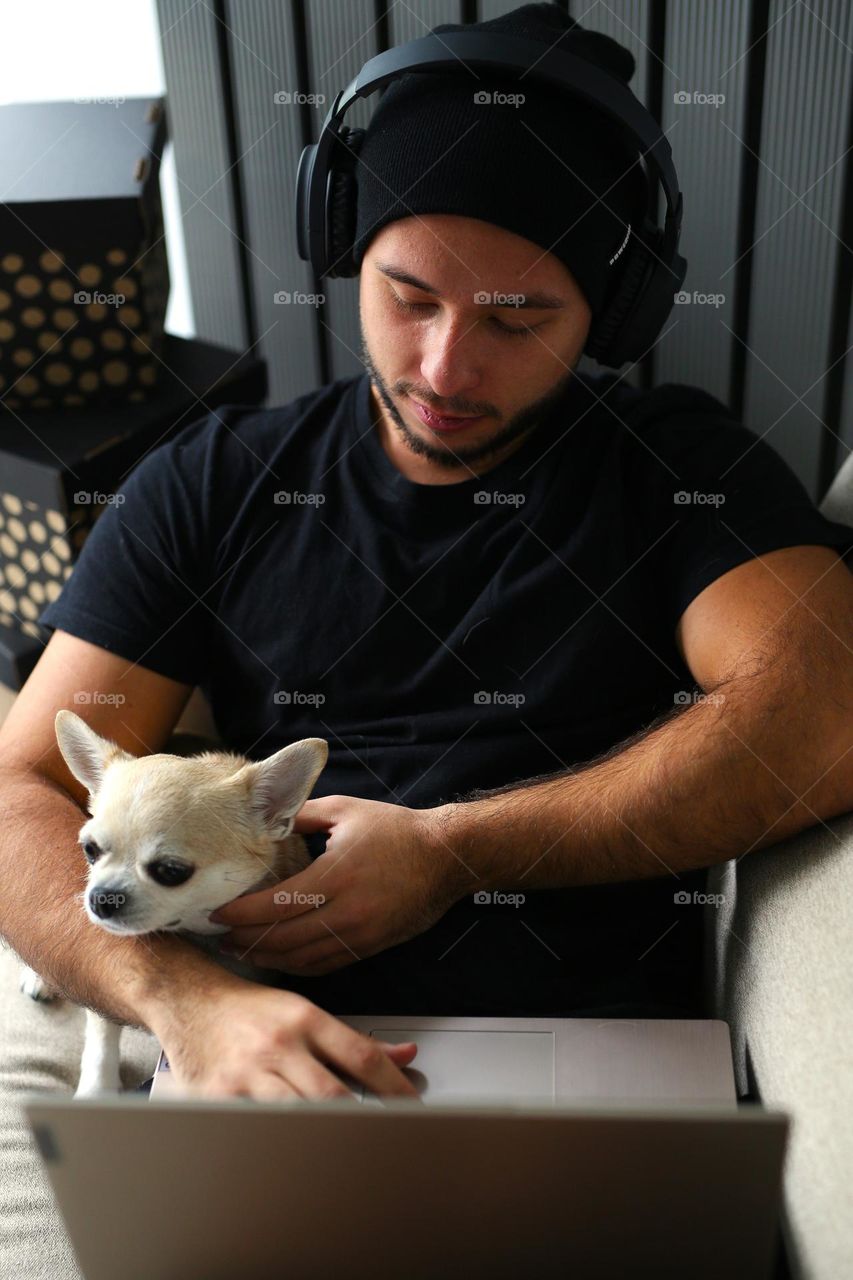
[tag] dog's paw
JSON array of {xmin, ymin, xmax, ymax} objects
[
  {"xmin": 20, "ymin": 965, "xmax": 58, "ymax": 1002},
  {"xmin": 75, "ymin": 1060, "xmax": 122, "ymax": 1097},
  {"xmin": 74, "ymin": 1074, "xmax": 122, "ymax": 1099}
]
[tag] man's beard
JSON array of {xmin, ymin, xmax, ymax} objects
[{"xmin": 359, "ymin": 330, "xmax": 581, "ymax": 472}]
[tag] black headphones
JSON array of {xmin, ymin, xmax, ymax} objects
[{"xmin": 295, "ymin": 31, "xmax": 687, "ymax": 368}]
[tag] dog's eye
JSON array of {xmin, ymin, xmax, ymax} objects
[
  {"xmin": 82, "ymin": 839, "xmax": 101, "ymax": 864},
  {"xmin": 148, "ymin": 859, "xmax": 194, "ymax": 887}
]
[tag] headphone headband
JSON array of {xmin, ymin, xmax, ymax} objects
[{"xmin": 296, "ymin": 30, "xmax": 687, "ymax": 367}]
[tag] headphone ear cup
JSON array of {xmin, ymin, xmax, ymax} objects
[
  {"xmin": 585, "ymin": 233, "xmax": 654, "ymax": 367},
  {"xmin": 324, "ymin": 124, "xmax": 365, "ymax": 278}
]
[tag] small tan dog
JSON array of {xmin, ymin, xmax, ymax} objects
[{"xmin": 19, "ymin": 709, "xmax": 329, "ymax": 1097}]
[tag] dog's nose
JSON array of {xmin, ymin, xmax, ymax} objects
[{"xmin": 89, "ymin": 887, "xmax": 127, "ymax": 919}]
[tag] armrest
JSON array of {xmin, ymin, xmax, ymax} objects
[{"xmin": 705, "ymin": 811, "xmax": 853, "ymax": 1279}]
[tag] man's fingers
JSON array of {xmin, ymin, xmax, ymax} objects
[
  {"xmin": 249, "ymin": 946, "xmax": 356, "ymax": 975},
  {"xmin": 311, "ymin": 1019, "xmax": 422, "ymax": 1101},
  {"xmin": 280, "ymin": 1059, "xmax": 359, "ymax": 1101},
  {"xmin": 272, "ymin": 936, "xmax": 349, "ymax": 972},
  {"xmin": 378, "ymin": 1040, "xmax": 419, "ymax": 1063},
  {"xmin": 234, "ymin": 1075, "xmax": 302, "ymax": 1103},
  {"xmin": 210, "ymin": 876, "xmax": 323, "ymax": 926},
  {"xmin": 221, "ymin": 912, "xmax": 332, "ymax": 956},
  {"xmin": 291, "ymin": 797, "xmax": 340, "ymax": 834},
  {"xmin": 239, "ymin": 936, "xmax": 345, "ymax": 973}
]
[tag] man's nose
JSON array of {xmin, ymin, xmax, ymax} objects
[{"xmin": 88, "ymin": 887, "xmax": 127, "ymax": 919}]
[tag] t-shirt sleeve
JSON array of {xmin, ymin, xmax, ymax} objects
[
  {"xmin": 644, "ymin": 402, "xmax": 853, "ymax": 625},
  {"xmin": 37, "ymin": 411, "xmax": 223, "ymax": 685}
]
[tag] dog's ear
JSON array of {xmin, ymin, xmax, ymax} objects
[
  {"xmin": 235, "ymin": 738, "xmax": 329, "ymax": 842},
  {"xmin": 54, "ymin": 709, "xmax": 134, "ymax": 800}
]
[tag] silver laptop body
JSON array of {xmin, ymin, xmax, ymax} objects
[
  {"xmin": 23, "ymin": 1016, "xmax": 787, "ymax": 1279},
  {"xmin": 24, "ymin": 1092, "xmax": 788, "ymax": 1280}
]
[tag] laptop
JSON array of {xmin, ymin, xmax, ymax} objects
[
  {"xmin": 23, "ymin": 1016, "xmax": 790, "ymax": 1278},
  {"xmin": 24, "ymin": 1095, "xmax": 788, "ymax": 1280},
  {"xmin": 150, "ymin": 1014, "xmax": 740, "ymax": 1104}
]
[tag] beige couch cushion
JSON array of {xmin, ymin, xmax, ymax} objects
[
  {"xmin": 0, "ymin": 939, "xmax": 158, "ymax": 1278},
  {"xmin": 707, "ymin": 806, "xmax": 853, "ymax": 1279}
]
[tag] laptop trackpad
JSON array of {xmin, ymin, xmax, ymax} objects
[{"xmin": 357, "ymin": 1029, "xmax": 555, "ymax": 1105}]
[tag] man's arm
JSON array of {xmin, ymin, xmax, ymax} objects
[
  {"xmin": 0, "ymin": 630, "xmax": 244, "ymax": 1030},
  {"xmin": 0, "ymin": 630, "xmax": 424, "ymax": 1099},
  {"xmin": 432, "ymin": 546, "xmax": 853, "ymax": 894}
]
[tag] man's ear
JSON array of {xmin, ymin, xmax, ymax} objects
[
  {"xmin": 235, "ymin": 738, "xmax": 329, "ymax": 842},
  {"xmin": 54, "ymin": 709, "xmax": 135, "ymax": 800}
]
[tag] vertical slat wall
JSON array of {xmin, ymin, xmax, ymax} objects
[
  {"xmin": 652, "ymin": 1, "xmax": 751, "ymax": 405},
  {"xmin": 155, "ymin": 0, "xmax": 249, "ymax": 351},
  {"xmin": 741, "ymin": 0, "xmax": 853, "ymax": 499},
  {"xmin": 389, "ymin": 0, "xmax": 467, "ymax": 42},
  {"xmin": 828, "ymin": 85, "xmax": 853, "ymax": 488},
  {"xmin": 156, "ymin": 0, "xmax": 852, "ymax": 500},
  {"xmin": 225, "ymin": 3, "xmax": 323, "ymax": 396},
  {"xmin": 304, "ymin": 0, "xmax": 392, "ymax": 385},
  {"xmin": 840, "ymin": 338, "xmax": 853, "ymax": 460}
]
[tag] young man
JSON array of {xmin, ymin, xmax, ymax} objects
[{"xmin": 1, "ymin": 4, "xmax": 851, "ymax": 1104}]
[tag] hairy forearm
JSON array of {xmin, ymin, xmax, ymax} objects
[
  {"xmin": 0, "ymin": 768, "xmax": 240, "ymax": 1032},
  {"xmin": 435, "ymin": 668, "xmax": 853, "ymax": 896}
]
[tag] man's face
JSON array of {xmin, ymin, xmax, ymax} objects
[{"xmin": 358, "ymin": 213, "xmax": 593, "ymax": 482}]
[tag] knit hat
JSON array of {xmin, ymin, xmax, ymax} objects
[{"xmin": 352, "ymin": 3, "xmax": 647, "ymax": 318}]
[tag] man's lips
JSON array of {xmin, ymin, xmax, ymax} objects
[{"xmin": 409, "ymin": 397, "xmax": 485, "ymax": 432}]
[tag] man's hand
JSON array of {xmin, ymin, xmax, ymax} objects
[
  {"xmin": 152, "ymin": 975, "xmax": 422, "ymax": 1102},
  {"xmin": 209, "ymin": 796, "xmax": 468, "ymax": 975}
]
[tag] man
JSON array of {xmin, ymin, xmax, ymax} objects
[{"xmin": 1, "ymin": 4, "xmax": 851, "ymax": 1104}]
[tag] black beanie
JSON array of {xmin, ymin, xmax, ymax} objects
[{"xmin": 352, "ymin": 3, "xmax": 647, "ymax": 318}]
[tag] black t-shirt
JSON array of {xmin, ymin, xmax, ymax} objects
[{"xmin": 39, "ymin": 369, "xmax": 853, "ymax": 1019}]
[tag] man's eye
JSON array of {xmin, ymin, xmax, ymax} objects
[
  {"xmin": 390, "ymin": 292, "xmax": 433, "ymax": 314},
  {"xmin": 389, "ymin": 290, "xmax": 540, "ymax": 339}
]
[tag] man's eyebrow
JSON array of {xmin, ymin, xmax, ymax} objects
[{"xmin": 374, "ymin": 262, "xmax": 566, "ymax": 310}]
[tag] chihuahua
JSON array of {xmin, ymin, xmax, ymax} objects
[{"xmin": 19, "ymin": 709, "xmax": 329, "ymax": 1097}]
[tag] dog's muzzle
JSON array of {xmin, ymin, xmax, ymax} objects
[{"xmin": 88, "ymin": 887, "xmax": 129, "ymax": 920}]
